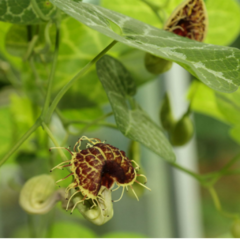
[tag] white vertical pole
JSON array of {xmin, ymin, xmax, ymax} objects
[
  {"xmin": 137, "ymin": 79, "xmax": 174, "ymax": 238},
  {"xmin": 164, "ymin": 63, "xmax": 203, "ymax": 238}
]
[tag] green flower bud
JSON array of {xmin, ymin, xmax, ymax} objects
[
  {"xmin": 144, "ymin": 53, "xmax": 172, "ymax": 75},
  {"xmin": 19, "ymin": 174, "xmax": 61, "ymax": 214},
  {"xmin": 170, "ymin": 113, "xmax": 194, "ymax": 146},
  {"xmin": 231, "ymin": 219, "xmax": 240, "ymax": 238},
  {"xmin": 72, "ymin": 187, "xmax": 113, "ymax": 226},
  {"xmin": 160, "ymin": 93, "xmax": 175, "ymax": 132}
]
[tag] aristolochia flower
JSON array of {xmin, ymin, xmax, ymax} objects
[{"xmin": 50, "ymin": 136, "xmax": 151, "ymax": 216}]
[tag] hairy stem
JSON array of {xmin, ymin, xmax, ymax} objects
[
  {"xmin": 0, "ymin": 119, "xmax": 41, "ymax": 167},
  {"xmin": 46, "ymin": 40, "xmax": 118, "ymax": 121}
]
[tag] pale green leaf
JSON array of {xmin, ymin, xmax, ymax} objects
[
  {"xmin": 102, "ymin": 0, "xmax": 240, "ymax": 46},
  {"xmin": 0, "ymin": 0, "xmax": 57, "ymax": 24},
  {"xmin": 101, "ymin": 0, "xmax": 183, "ymax": 29},
  {"xmin": 50, "ymin": 0, "xmax": 240, "ymax": 93},
  {"xmin": 205, "ymin": 0, "xmax": 240, "ymax": 46},
  {"xmin": 101, "ymin": 0, "xmax": 162, "ymax": 28},
  {"xmin": 188, "ymin": 81, "xmax": 240, "ymax": 145},
  {"xmin": 96, "ymin": 55, "xmax": 175, "ymax": 162}
]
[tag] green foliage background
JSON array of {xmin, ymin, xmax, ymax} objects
[{"xmin": 1, "ymin": 0, "xmax": 240, "ymax": 238}]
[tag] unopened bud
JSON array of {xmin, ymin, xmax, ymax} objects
[
  {"xmin": 160, "ymin": 93, "xmax": 175, "ymax": 132},
  {"xmin": 19, "ymin": 174, "xmax": 60, "ymax": 214},
  {"xmin": 145, "ymin": 53, "xmax": 172, "ymax": 75},
  {"xmin": 170, "ymin": 113, "xmax": 194, "ymax": 146}
]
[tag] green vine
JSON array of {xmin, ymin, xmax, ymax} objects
[
  {"xmin": 0, "ymin": 37, "xmax": 117, "ymax": 166},
  {"xmin": 1, "ymin": 0, "xmax": 240, "ymax": 235}
]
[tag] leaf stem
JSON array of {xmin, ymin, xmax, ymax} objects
[
  {"xmin": 169, "ymin": 161, "xmax": 203, "ymax": 182},
  {"xmin": 45, "ymin": 40, "xmax": 118, "ymax": 122},
  {"xmin": 0, "ymin": 119, "xmax": 41, "ymax": 167},
  {"xmin": 42, "ymin": 22, "xmax": 60, "ymax": 120}
]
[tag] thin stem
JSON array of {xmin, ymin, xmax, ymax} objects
[
  {"xmin": 46, "ymin": 40, "xmax": 118, "ymax": 122},
  {"xmin": 223, "ymin": 169, "xmax": 240, "ymax": 176},
  {"xmin": 29, "ymin": 57, "xmax": 46, "ymax": 96},
  {"xmin": 42, "ymin": 22, "xmax": 60, "ymax": 120},
  {"xmin": 201, "ymin": 152, "xmax": 240, "ymax": 186},
  {"xmin": 35, "ymin": 22, "xmax": 52, "ymax": 55},
  {"xmin": 0, "ymin": 119, "xmax": 41, "ymax": 167},
  {"xmin": 68, "ymin": 122, "xmax": 117, "ymax": 136},
  {"xmin": 61, "ymin": 111, "xmax": 117, "ymax": 135},
  {"xmin": 75, "ymin": 112, "xmax": 116, "ymax": 135},
  {"xmin": 56, "ymin": 110, "xmax": 117, "ymax": 134},
  {"xmin": 42, "ymin": 122, "xmax": 68, "ymax": 162},
  {"xmin": 169, "ymin": 162, "xmax": 203, "ymax": 182},
  {"xmin": 208, "ymin": 187, "xmax": 221, "ymax": 211},
  {"xmin": 23, "ymin": 34, "xmax": 39, "ymax": 61},
  {"xmin": 218, "ymin": 152, "xmax": 240, "ymax": 175},
  {"xmin": 31, "ymin": 0, "xmax": 50, "ymax": 22},
  {"xmin": 208, "ymin": 187, "xmax": 239, "ymax": 220}
]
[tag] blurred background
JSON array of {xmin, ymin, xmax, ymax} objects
[{"xmin": 1, "ymin": 0, "xmax": 240, "ymax": 238}]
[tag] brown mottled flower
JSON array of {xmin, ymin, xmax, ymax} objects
[
  {"xmin": 164, "ymin": 0, "xmax": 208, "ymax": 42},
  {"xmin": 50, "ymin": 136, "xmax": 150, "ymax": 214}
]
